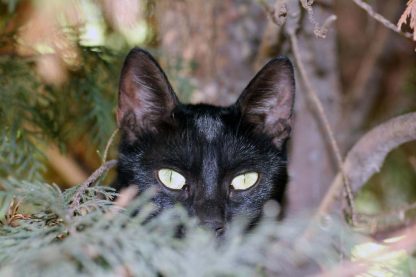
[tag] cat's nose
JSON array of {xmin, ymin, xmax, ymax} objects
[
  {"xmin": 202, "ymin": 220, "xmax": 225, "ymax": 236},
  {"xmin": 215, "ymin": 226, "xmax": 225, "ymax": 237}
]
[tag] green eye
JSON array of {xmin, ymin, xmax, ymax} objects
[
  {"xmin": 231, "ymin": 172, "xmax": 259, "ymax": 190},
  {"xmin": 157, "ymin": 169, "xmax": 186, "ymax": 190}
]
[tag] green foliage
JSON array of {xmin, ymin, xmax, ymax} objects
[
  {"xmin": 0, "ymin": 47, "xmax": 120, "ymax": 181},
  {"xmin": 0, "ymin": 57, "xmax": 47, "ymax": 180},
  {"xmin": 54, "ymin": 48, "xmax": 120, "ymax": 148},
  {"xmin": 0, "ymin": 178, "xmax": 366, "ymax": 276},
  {"xmin": 0, "ymin": 0, "xmax": 20, "ymax": 13},
  {"xmin": 0, "ymin": 43, "xmax": 197, "ymax": 182}
]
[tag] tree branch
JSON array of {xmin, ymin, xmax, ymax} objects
[
  {"xmin": 358, "ymin": 201, "xmax": 416, "ymax": 236},
  {"xmin": 336, "ymin": 112, "xmax": 416, "ymax": 194},
  {"xmin": 284, "ymin": 1, "xmax": 356, "ymax": 223},
  {"xmin": 300, "ymin": 0, "xmax": 337, "ymax": 38},
  {"xmin": 351, "ymin": 0, "xmax": 414, "ymax": 40},
  {"xmin": 302, "ymin": 112, "xmax": 416, "ymax": 238},
  {"xmin": 315, "ymin": 222, "xmax": 416, "ymax": 277},
  {"xmin": 308, "ymin": 112, "xmax": 416, "ymax": 237},
  {"xmin": 69, "ymin": 159, "xmax": 118, "ymax": 214}
]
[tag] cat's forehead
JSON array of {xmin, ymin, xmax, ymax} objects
[
  {"xmin": 180, "ymin": 104, "xmax": 235, "ymax": 142},
  {"xmin": 194, "ymin": 114, "xmax": 223, "ymax": 141}
]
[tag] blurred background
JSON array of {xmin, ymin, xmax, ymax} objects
[{"xmin": 0, "ymin": 0, "xmax": 415, "ymax": 218}]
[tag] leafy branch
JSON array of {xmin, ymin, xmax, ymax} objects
[{"xmin": 0, "ymin": 178, "xmax": 369, "ymax": 276}]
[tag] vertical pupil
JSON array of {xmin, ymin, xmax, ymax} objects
[{"xmin": 169, "ymin": 171, "xmax": 172, "ymax": 183}]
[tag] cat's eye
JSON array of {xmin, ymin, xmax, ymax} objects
[
  {"xmin": 157, "ymin": 169, "xmax": 186, "ymax": 190},
  {"xmin": 230, "ymin": 172, "xmax": 259, "ymax": 190}
]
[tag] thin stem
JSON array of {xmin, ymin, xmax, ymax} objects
[
  {"xmin": 102, "ymin": 128, "xmax": 119, "ymax": 163},
  {"xmin": 288, "ymin": 32, "xmax": 356, "ymax": 225},
  {"xmin": 69, "ymin": 159, "xmax": 118, "ymax": 215},
  {"xmin": 351, "ymin": 0, "xmax": 413, "ymax": 40}
]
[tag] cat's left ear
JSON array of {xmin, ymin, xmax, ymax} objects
[
  {"xmin": 237, "ymin": 57, "xmax": 295, "ymax": 148},
  {"xmin": 117, "ymin": 48, "xmax": 179, "ymax": 140}
]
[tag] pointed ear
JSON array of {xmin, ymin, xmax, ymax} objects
[
  {"xmin": 117, "ymin": 48, "xmax": 179, "ymax": 140},
  {"xmin": 237, "ymin": 57, "xmax": 295, "ymax": 148}
]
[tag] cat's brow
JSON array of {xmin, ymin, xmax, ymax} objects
[
  {"xmin": 194, "ymin": 114, "xmax": 223, "ymax": 142},
  {"xmin": 201, "ymin": 144, "xmax": 219, "ymax": 198}
]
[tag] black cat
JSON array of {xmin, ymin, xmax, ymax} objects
[{"xmin": 114, "ymin": 48, "xmax": 295, "ymax": 234}]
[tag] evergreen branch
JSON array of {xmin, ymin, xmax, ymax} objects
[
  {"xmin": 0, "ymin": 50, "xmax": 118, "ymax": 182},
  {"xmin": 0, "ymin": 179, "xmax": 409, "ymax": 275},
  {"xmin": 69, "ymin": 160, "xmax": 118, "ymax": 215}
]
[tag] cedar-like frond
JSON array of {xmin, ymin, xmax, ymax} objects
[{"xmin": 398, "ymin": 0, "xmax": 416, "ymax": 40}]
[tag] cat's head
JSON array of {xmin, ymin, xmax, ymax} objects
[{"xmin": 115, "ymin": 48, "xmax": 295, "ymax": 235}]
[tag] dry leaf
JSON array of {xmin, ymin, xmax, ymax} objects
[
  {"xmin": 397, "ymin": 0, "xmax": 416, "ymax": 41},
  {"xmin": 2, "ymin": 198, "xmax": 31, "ymax": 227}
]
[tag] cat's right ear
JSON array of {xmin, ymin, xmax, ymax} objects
[
  {"xmin": 117, "ymin": 48, "xmax": 179, "ymax": 140},
  {"xmin": 236, "ymin": 57, "xmax": 295, "ymax": 148}
]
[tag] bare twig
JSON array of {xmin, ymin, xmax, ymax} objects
[
  {"xmin": 69, "ymin": 159, "xmax": 118, "ymax": 214},
  {"xmin": 358, "ymin": 202, "xmax": 416, "ymax": 235},
  {"xmin": 101, "ymin": 128, "xmax": 119, "ymax": 163},
  {"xmin": 351, "ymin": 0, "xmax": 414, "ymax": 40},
  {"xmin": 70, "ymin": 123, "xmax": 120, "ymax": 214},
  {"xmin": 258, "ymin": 0, "xmax": 287, "ymax": 26},
  {"xmin": 300, "ymin": 0, "xmax": 337, "ymax": 38},
  {"xmin": 285, "ymin": 10, "xmax": 356, "ymax": 224},
  {"xmin": 344, "ymin": 0, "xmax": 400, "ymax": 134},
  {"xmin": 1, "ymin": 198, "xmax": 30, "ymax": 227},
  {"xmin": 316, "ymin": 14, "xmax": 337, "ymax": 38},
  {"xmin": 254, "ymin": 0, "xmax": 287, "ymax": 68},
  {"xmin": 290, "ymin": 30, "xmax": 356, "ymax": 223},
  {"xmin": 348, "ymin": 0, "xmax": 398, "ymax": 103}
]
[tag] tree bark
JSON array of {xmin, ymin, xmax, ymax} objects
[
  {"xmin": 285, "ymin": 0, "xmax": 343, "ymax": 215},
  {"xmin": 155, "ymin": 0, "xmax": 266, "ymax": 104}
]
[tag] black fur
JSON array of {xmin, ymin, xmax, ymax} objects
[{"xmin": 114, "ymin": 48, "xmax": 295, "ymax": 234}]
